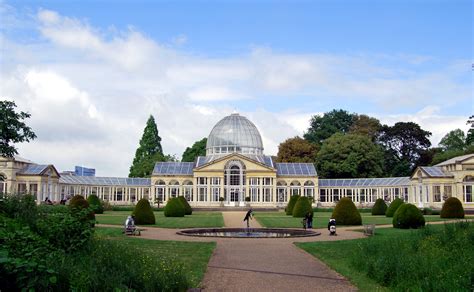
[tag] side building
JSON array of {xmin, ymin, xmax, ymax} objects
[{"xmin": 0, "ymin": 113, "xmax": 473, "ymax": 210}]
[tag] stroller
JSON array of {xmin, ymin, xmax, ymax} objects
[
  {"xmin": 124, "ymin": 215, "xmax": 141, "ymax": 236},
  {"xmin": 328, "ymin": 218, "xmax": 337, "ymax": 236}
]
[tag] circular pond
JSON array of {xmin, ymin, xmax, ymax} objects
[{"xmin": 177, "ymin": 228, "xmax": 320, "ymax": 238}]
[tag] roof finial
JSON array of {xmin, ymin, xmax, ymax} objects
[{"xmin": 231, "ymin": 108, "xmax": 239, "ymax": 115}]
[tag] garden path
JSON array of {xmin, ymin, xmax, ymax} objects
[{"xmin": 222, "ymin": 211, "xmax": 262, "ymax": 228}]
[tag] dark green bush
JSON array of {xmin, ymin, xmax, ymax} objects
[
  {"xmin": 292, "ymin": 196, "xmax": 313, "ymax": 218},
  {"xmin": 286, "ymin": 195, "xmax": 300, "ymax": 215},
  {"xmin": 68, "ymin": 195, "xmax": 95, "ymax": 222},
  {"xmin": 422, "ymin": 207, "xmax": 433, "ymax": 215},
  {"xmin": 386, "ymin": 198, "xmax": 404, "ymax": 217},
  {"xmin": 87, "ymin": 195, "xmax": 104, "ymax": 214},
  {"xmin": 164, "ymin": 198, "xmax": 185, "ymax": 217},
  {"xmin": 178, "ymin": 196, "xmax": 192, "ymax": 215},
  {"xmin": 331, "ymin": 197, "xmax": 362, "ymax": 225},
  {"xmin": 133, "ymin": 199, "xmax": 156, "ymax": 224},
  {"xmin": 440, "ymin": 197, "xmax": 465, "ymax": 218},
  {"xmin": 0, "ymin": 193, "xmax": 37, "ymax": 227},
  {"xmin": 371, "ymin": 198, "xmax": 387, "ymax": 215},
  {"xmin": 393, "ymin": 203, "xmax": 425, "ymax": 229}
]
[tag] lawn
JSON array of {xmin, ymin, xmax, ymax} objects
[
  {"xmin": 254, "ymin": 211, "xmax": 473, "ymax": 228},
  {"xmin": 296, "ymin": 223, "xmax": 474, "ymax": 291},
  {"xmin": 96, "ymin": 227, "xmax": 216, "ymax": 287},
  {"xmin": 96, "ymin": 211, "xmax": 224, "ymax": 228}
]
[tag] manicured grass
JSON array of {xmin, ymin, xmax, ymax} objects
[
  {"xmin": 95, "ymin": 227, "xmax": 216, "ymax": 287},
  {"xmin": 254, "ymin": 211, "xmax": 473, "ymax": 228},
  {"xmin": 96, "ymin": 211, "xmax": 224, "ymax": 228},
  {"xmin": 297, "ymin": 223, "xmax": 473, "ymax": 291}
]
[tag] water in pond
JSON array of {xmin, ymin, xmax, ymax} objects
[{"xmin": 177, "ymin": 228, "xmax": 320, "ymax": 238}]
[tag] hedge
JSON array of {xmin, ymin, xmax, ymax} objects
[
  {"xmin": 386, "ymin": 198, "xmax": 404, "ymax": 217},
  {"xmin": 331, "ymin": 197, "xmax": 362, "ymax": 225},
  {"xmin": 292, "ymin": 196, "xmax": 313, "ymax": 218},
  {"xmin": 393, "ymin": 203, "xmax": 425, "ymax": 229},
  {"xmin": 178, "ymin": 196, "xmax": 192, "ymax": 215},
  {"xmin": 286, "ymin": 195, "xmax": 300, "ymax": 215},
  {"xmin": 132, "ymin": 199, "xmax": 156, "ymax": 224},
  {"xmin": 371, "ymin": 198, "xmax": 387, "ymax": 215},
  {"xmin": 87, "ymin": 195, "xmax": 104, "ymax": 214},
  {"xmin": 164, "ymin": 198, "xmax": 185, "ymax": 217},
  {"xmin": 440, "ymin": 197, "xmax": 464, "ymax": 219}
]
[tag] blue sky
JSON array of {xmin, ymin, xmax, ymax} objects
[{"xmin": 1, "ymin": 0, "xmax": 472, "ymax": 176}]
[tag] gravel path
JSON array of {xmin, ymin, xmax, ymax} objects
[{"xmin": 222, "ymin": 211, "xmax": 262, "ymax": 228}]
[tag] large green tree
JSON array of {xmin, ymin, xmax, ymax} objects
[
  {"xmin": 316, "ymin": 133, "xmax": 384, "ymax": 178},
  {"xmin": 276, "ymin": 136, "xmax": 317, "ymax": 163},
  {"xmin": 304, "ymin": 109, "xmax": 355, "ymax": 145},
  {"xmin": 466, "ymin": 115, "xmax": 474, "ymax": 146},
  {"xmin": 0, "ymin": 100, "xmax": 37, "ymax": 158},
  {"xmin": 181, "ymin": 138, "xmax": 207, "ymax": 162},
  {"xmin": 129, "ymin": 115, "xmax": 164, "ymax": 177},
  {"xmin": 439, "ymin": 129, "xmax": 466, "ymax": 151},
  {"xmin": 348, "ymin": 114, "xmax": 382, "ymax": 141},
  {"xmin": 377, "ymin": 122, "xmax": 432, "ymax": 174}
]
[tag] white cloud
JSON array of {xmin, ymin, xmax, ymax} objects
[{"xmin": 0, "ymin": 8, "xmax": 470, "ymax": 176}]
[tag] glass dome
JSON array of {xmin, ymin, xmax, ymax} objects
[{"xmin": 206, "ymin": 113, "xmax": 264, "ymax": 156}]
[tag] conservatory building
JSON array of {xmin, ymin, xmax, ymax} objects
[{"xmin": 0, "ymin": 113, "xmax": 473, "ymax": 210}]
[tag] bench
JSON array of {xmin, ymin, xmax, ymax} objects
[{"xmin": 363, "ymin": 224, "xmax": 375, "ymax": 236}]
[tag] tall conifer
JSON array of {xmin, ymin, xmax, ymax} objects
[{"xmin": 129, "ymin": 115, "xmax": 164, "ymax": 177}]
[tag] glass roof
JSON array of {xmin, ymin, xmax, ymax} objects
[
  {"xmin": 153, "ymin": 162, "xmax": 194, "ymax": 175},
  {"xmin": 420, "ymin": 166, "xmax": 453, "ymax": 178},
  {"xmin": 318, "ymin": 177, "xmax": 411, "ymax": 187},
  {"xmin": 276, "ymin": 163, "xmax": 317, "ymax": 176},
  {"xmin": 206, "ymin": 113, "xmax": 263, "ymax": 155},
  {"xmin": 60, "ymin": 176, "xmax": 151, "ymax": 186},
  {"xmin": 18, "ymin": 164, "xmax": 49, "ymax": 175}
]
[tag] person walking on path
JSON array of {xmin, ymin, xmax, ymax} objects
[
  {"xmin": 306, "ymin": 212, "xmax": 313, "ymax": 229},
  {"xmin": 243, "ymin": 209, "xmax": 253, "ymax": 228}
]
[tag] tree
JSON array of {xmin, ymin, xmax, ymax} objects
[
  {"xmin": 439, "ymin": 129, "xmax": 466, "ymax": 151},
  {"xmin": 0, "ymin": 100, "xmax": 37, "ymax": 158},
  {"xmin": 378, "ymin": 122, "xmax": 432, "ymax": 172},
  {"xmin": 182, "ymin": 138, "xmax": 207, "ymax": 162},
  {"xmin": 304, "ymin": 109, "xmax": 355, "ymax": 145},
  {"xmin": 129, "ymin": 115, "xmax": 164, "ymax": 177},
  {"xmin": 316, "ymin": 133, "xmax": 385, "ymax": 178},
  {"xmin": 465, "ymin": 115, "xmax": 474, "ymax": 146},
  {"xmin": 348, "ymin": 114, "xmax": 382, "ymax": 141},
  {"xmin": 276, "ymin": 136, "xmax": 317, "ymax": 163}
]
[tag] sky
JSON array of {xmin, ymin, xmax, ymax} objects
[{"xmin": 1, "ymin": 0, "xmax": 472, "ymax": 176}]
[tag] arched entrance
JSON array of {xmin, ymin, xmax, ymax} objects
[{"xmin": 224, "ymin": 160, "xmax": 246, "ymax": 206}]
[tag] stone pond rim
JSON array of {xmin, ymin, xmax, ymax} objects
[{"xmin": 176, "ymin": 228, "xmax": 321, "ymax": 238}]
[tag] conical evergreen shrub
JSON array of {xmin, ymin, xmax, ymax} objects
[
  {"xmin": 386, "ymin": 198, "xmax": 404, "ymax": 217},
  {"xmin": 68, "ymin": 195, "xmax": 95, "ymax": 221},
  {"xmin": 440, "ymin": 197, "xmax": 464, "ymax": 218},
  {"xmin": 292, "ymin": 196, "xmax": 313, "ymax": 218},
  {"xmin": 164, "ymin": 198, "xmax": 185, "ymax": 217},
  {"xmin": 178, "ymin": 196, "xmax": 192, "ymax": 215},
  {"xmin": 87, "ymin": 194, "xmax": 104, "ymax": 214},
  {"xmin": 133, "ymin": 199, "xmax": 156, "ymax": 224},
  {"xmin": 286, "ymin": 195, "xmax": 300, "ymax": 215},
  {"xmin": 371, "ymin": 198, "xmax": 387, "ymax": 215},
  {"xmin": 331, "ymin": 197, "xmax": 362, "ymax": 225},
  {"xmin": 393, "ymin": 203, "xmax": 425, "ymax": 229}
]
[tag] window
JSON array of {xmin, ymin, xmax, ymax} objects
[
  {"xmin": 211, "ymin": 177, "xmax": 220, "ymax": 185},
  {"xmin": 263, "ymin": 187, "xmax": 272, "ymax": 202},
  {"xmin": 250, "ymin": 187, "xmax": 260, "ymax": 202},
  {"xmin": 198, "ymin": 186, "xmax": 207, "ymax": 201},
  {"xmin": 17, "ymin": 183, "xmax": 27, "ymax": 194},
  {"xmin": 360, "ymin": 189, "xmax": 366, "ymax": 203},
  {"xmin": 371, "ymin": 189, "xmax": 378, "ymax": 202},
  {"xmin": 443, "ymin": 185, "xmax": 452, "ymax": 200},
  {"xmin": 211, "ymin": 187, "xmax": 220, "ymax": 201},
  {"xmin": 333, "ymin": 189, "xmax": 340, "ymax": 202},
  {"xmin": 320, "ymin": 189, "xmax": 326, "ymax": 202},
  {"xmin": 197, "ymin": 177, "xmax": 207, "ymax": 185},
  {"xmin": 433, "ymin": 186, "xmax": 441, "ymax": 202}
]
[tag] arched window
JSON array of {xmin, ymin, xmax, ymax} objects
[
  {"xmin": 224, "ymin": 160, "xmax": 246, "ymax": 203},
  {"xmin": 290, "ymin": 181, "xmax": 301, "ymax": 196},
  {"xmin": 154, "ymin": 180, "xmax": 166, "ymax": 202},
  {"xmin": 304, "ymin": 180, "xmax": 315, "ymax": 198},
  {"xmin": 183, "ymin": 180, "xmax": 193, "ymax": 202},
  {"xmin": 169, "ymin": 180, "xmax": 180, "ymax": 198},
  {"xmin": 463, "ymin": 176, "xmax": 474, "ymax": 203},
  {"xmin": 276, "ymin": 181, "xmax": 287, "ymax": 203}
]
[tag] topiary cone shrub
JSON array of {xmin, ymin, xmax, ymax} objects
[
  {"xmin": 178, "ymin": 196, "xmax": 192, "ymax": 215},
  {"xmin": 331, "ymin": 197, "xmax": 362, "ymax": 225},
  {"xmin": 286, "ymin": 195, "xmax": 300, "ymax": 215},
  {"xmin": 87, "ymin": 194, "xmax": 104, "ymax": 214},
  {"xmin": 164, "ymin": 198, "xmax": 185, "ymax": 217},
  {"xmin": 440, "ymin": 197, "xmax": 465, "ymax": 219},
  {"xmin": 133, "ymin": 199, "xmax": 156, "ymax": 224},
  {"xmin": 292, "ymin": 196, "xmax": 313, "ymax": 218},
  {"xmin": 68, "ymin": 195, "xmax": 95, "ymax": 221},
  {"xmin": 386, "ymin": 198, "xmax": 404, "ymax": 217},
  {"xmin": 392, "ymin": 203, "xmax": 425, "ymax": 229},
  {"xmin": 371, "ymin": 198, "xmax": 387, "ymax": 215}
]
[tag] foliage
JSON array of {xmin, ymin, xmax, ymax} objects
[
  {"xmin": 178, "ymin": 196, "xmax": 193, "ymax": 215},
  {"xmin": 87, "ymin": 195, "xmax": 104, "ymax": 214},
  {"xmin": 0, "ymin": 193, "xmax": 37, "ymax": 227},
  {"xmin": 431, "ymin": 148, "xmax": 468, "ymax": 165},
  {"xmin": 377, "ymin": 122, "xmax": 432, "ymax": 172},
  {"xmin": 466, "ymin": 115, "xmax": 474, "ymax": 146},
  {"xmin": 304, "ymin": 109, "xmax": 355, "ymax": 145},
  {"xmin": 331, "ymin": 197, "xmax": 362, "ymax": 225},
  {"xmin": 371, "ymin": 198, "xmax": 387, "ymax": 215},
  {"xmin": 286, "ymin": 195, "xmax": 300, "ymax": 215},
  {"xmin": 439, "ymin": 129, "xmax": 466, "ymax": 151},
  {"xmin": 292, "ymin": 196, "xmax": 313, "ymax": 218},
  {"xmin": 392, "ymin": 203, "xmax": 425, "ymax": 229},
  {"xmin": 182, "ymin": 137, "xmax": 207, "ymax": 162},
  {"xmin": 348, "ymin": 114, "xmax": 381, "ymax": 141},
  {"xmin": 68, "ymin": 195, "xmax": 95, "ymax": 221},
  {"xmin": 164, "ymin": 198, "xmax": 185, "ymax": 217},
  {"xmin": 0, "ymin": 100, "xmax": 37, "ymax": 158},
  {"xmin": 440, "ymin": 197, "xmax": 465, "ymax": 218},
  {"xmin": 276, "ymin": 136, "xmax": 318, "ymax": 162},
  {"xmin": 129, "ymin": 115, "xmax": 164, "ymax": 177},
  {"xmin": 385, "ymin": 198, "xmax": 404, "ymax": 217},
  {"xmin": 350, "ymin": 223, "xmax": 474, "ymax": 291},
  {"xmin": 316, "ymin": 133, "xmax": 384, "ymax": 178},
  {"xmin": 133, "ymin": 199, "xmax": 156, "ymax": 224}
]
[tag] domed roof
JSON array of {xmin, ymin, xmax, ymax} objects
[{"xmin": 206, "ymin": 113, "xmax": 264, "ymax": 156}]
